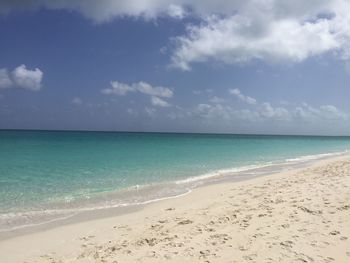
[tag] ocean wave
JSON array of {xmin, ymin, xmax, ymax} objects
[
  {"xmin": 175, "ymin": 163, "xmax": 273, "ymax": 184},
  {"xmin": 285, "ymin": 150, "xmax": 348, "ymax": 163},
  {"xmin": 176, "ymin": 150, "xmax": 350, "ymax": 185}
]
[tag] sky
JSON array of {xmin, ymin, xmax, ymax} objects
[{"xmin": 0, "ymin": 0, "xmax": 350, "ymax": 135}]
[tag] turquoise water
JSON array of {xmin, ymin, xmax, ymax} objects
[{"xmin": 1, "ymin": 130, "xmax": 350, "ymax": 230}]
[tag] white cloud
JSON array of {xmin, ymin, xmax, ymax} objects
[
  {"xmin": 171, "ymin": 15, "xmax": 342, "ymax": 70},
  {"xmin": 320, "ymin": 105, "xmax": 348, "ymax": 120},
  {"xmin": 194, "ymin": 102, "xmax": 289, "ymax": 122},
  {"xmin": 259, "ymin": 102, "xmax": 290, "ymax": 121},
  {"xmin": 0, "ymin": 1, "xmax": 337, "ymax": 23},
  {"xmin": 229, "ymin": 88, "xmax": 257, "ymax": 105},
  {"xmin": 206, "ymin": 102, "xmax": 343, "ymax": 123},
  {"xmin": 71, "ymin": 97, "xmax": 83, "ymax": 105},
  {"xmin": 170, "ymin": 1, "xmax": 350, "ymax": 70},
  {"xmin": 102, "ymin": 81, "xmax": 173, "ymax": 108},
  {"xmin": 102, "ymin": 81, "xmax": 135, "ymax": 96},
  {"xmin": 294, "ymin": 103, "xmax": 348, "ymax": 121},
  {"xmin": 11, "ymin": 64, "xmax": 43, "ymax": 91},
  {"xmin": 0, "ymin": 68, "xmax": 12, "ymax": 89},
  {"xmin": 136, "ymin": 81, "xmax": 173, "ymax": 98},
  {"xmin": 0, "ymin": 0, "xmax": 189, "ymax": 22},
  {"xmin": 195, "ymin": 103, "xmax": 226, "ymax": 120},
  {"xmin": 3, "ymin": 1, "xmax": 350, "ymax": 70},
  {"xmin": 102, "ymin": 81, "xmax": 173, "ymax": 98},
  {"xmin": 187, "ymin": 89, "xmax": 346, "ymax": 124},
  {"xmin": 235, "ymin": 92, "xmax": 346, "ymax": 122},
  {"xmin": 167, "ymin": 4, "xmax": 185, "ymax": 19},
  {"xmin": 0, "ymin": 65, "xmax": 43, "ymax": 91},
  {"xmin": 151, "ymin": 96, "xmax": 171, "ymax": 107}
]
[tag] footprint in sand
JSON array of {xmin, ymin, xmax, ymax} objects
[
  {"xmin": 329, "ymin": 230, "xmax": 340, "ymax": 235},
  {"xmin": 178, "ymin": 219, "xmax": 193, "ymax": 225},
  {"xmin": 280, "ymin": 240, "xmax": 294, "ymax": 248}
]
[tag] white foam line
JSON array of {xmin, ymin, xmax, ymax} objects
[
  {"xmin": 176, "ymin": 150, "xmax": 350, "ymax": 185},
  {"xmin": 285, "ymin": 150, "xmax": 348, "ymax": 162},
  {"xmin": 0, "ymin": 189, "xmax": 192, "ymax": 233},
  {"xmin": 175, "ymin": 163, "xmax": 274, "ymax": 184}
]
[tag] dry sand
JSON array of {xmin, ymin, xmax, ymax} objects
[{"xmin": 1, "ymin": 156, "xmax": 350, "ymax": 262}]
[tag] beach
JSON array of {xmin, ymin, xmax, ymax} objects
[
  {"xmin": 3, "ymin": 1, "xmax": 350, "ymax": 262},
  {"xmin": 1, "ymin": 155, "xmax": 349, "ymax": 262}
]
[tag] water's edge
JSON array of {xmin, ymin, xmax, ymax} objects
[{"xmin": 1, "ymin": 150, "xmax": 348, "ymax": 241}]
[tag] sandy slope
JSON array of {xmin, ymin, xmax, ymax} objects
[{"xmin": 1, "ymin": 157, "xmax": 350, "ymax": 262}]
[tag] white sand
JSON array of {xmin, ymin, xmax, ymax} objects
[{"xmin": 1, "ymin": 156, "xmax": 350, "ymax": 262}]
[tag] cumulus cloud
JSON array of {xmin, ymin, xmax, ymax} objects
[
  {"xmin": 102, "ymin": 81, "xmax": 173, "ymax": 98},
  {"xmin": 0, "ymin": 0, "xmax": 337, "ymax": 22},
  {"xmin": 193, "ymin": 102, "xmax": 287, "ymax": 123},
  {"xmin": 186, "ymin": 87, "xmax": 347, "ymax": 125},
  {"xmin": 151, "ymin": 96, "xmax": 171, "ymax": 107},
  {"xmin": 194, "ymin": 103, "xmax": 234, "ymax": 121},
  {"xmin": 11, "ymin": 65, "xmax": 43, "ymax": 91},
  {"xmin": 0, "ymin": 65, "xmax": 43, "ymax": 91},
  {"xmin": 294, "ymin": 103, "xmax": 348, "ymax": 121},
  {"xmin": 2, "ymin": 1, "xmax": 350, "ymax": 70},
  {"xmin": 320, "ymin": 105, "xmax": 348, "ymax": 120},
  {"xmin": 102, "ymin": 81, "xmax": 135, "ymax": 96},
  {"xmin": 167, "ymin": 4, "xmax": 185, "ymax": 19},
  {"xmin": 0, "ymin": 69, "xmax": 12, "ymax": 89},
  {"xmin": 259, "ymin": 102, "xmax": 290, "ymax": 121},
  {"xmin": 102, "ymin": 80, "xmax": 173, "ymax": 107},
  {"xmin": 136, "ymin": 81, "xmax": 173, "ymax": 98},
  {"xmin": 191, "ymin": 101, "xmax": 347, "ymax": 125},
  {"xmin": 229, "ymin": 89, "xmax": 257, "ymax": 105},
  {"xmin": 0, "ymin": 0, "xmax": 188, "ymax": 22},
  {"xmin": 170, "ymin": 0, "xmax": 350, "ymax": 70}
]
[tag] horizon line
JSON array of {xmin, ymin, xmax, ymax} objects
[{"xmin": 1, "ymin": 128, "xmax": 349, "ymax": 137}]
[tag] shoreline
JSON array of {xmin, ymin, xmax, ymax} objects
[
  {"xmin": 0, "ymin": 150, "xmax": 350, "ymax": 241},
  {"xmin": 1, "ymin": 151, "xmax": 349, "ymax": 240},
  {"xmin": 1, "ymin": 154, "xmax": 350, "ymax": 262}
]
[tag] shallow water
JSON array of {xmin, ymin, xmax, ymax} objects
[{"xmin": 1, "ymin": 130, "xmax": 350, "ymax": 231}]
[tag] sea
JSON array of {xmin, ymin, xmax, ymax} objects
[{"xmin": 1, "ymin": 130, "xmax": 350, "ymax": 232}]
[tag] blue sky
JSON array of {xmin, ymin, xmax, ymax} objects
[{"xmin": 1, "ymin": 1, "xmax": 350, "ymax": 135}]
